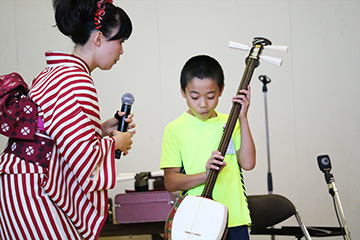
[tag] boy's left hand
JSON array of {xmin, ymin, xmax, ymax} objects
[
  {"xmin": 232, "ymin": 85, "xmax": 251, "ymax": 119},
  {"xmin": 206, "ymin": 151, "xmax": 227, "ymax": 178}
]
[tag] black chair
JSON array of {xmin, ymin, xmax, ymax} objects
[{"xmin": 248, "ymin": 194, "xmax": 312, "ymax": 240}]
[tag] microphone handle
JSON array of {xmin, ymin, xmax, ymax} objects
[{"xmin": 114, "ymin": 104, "xmax": 132, "ymax": 159}]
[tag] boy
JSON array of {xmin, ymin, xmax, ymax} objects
[{"xmin": 160, "ymin": 55, "xmax": 256, "ymax": 239}]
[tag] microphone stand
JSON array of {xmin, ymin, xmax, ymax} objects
[
  {"xmin": 324, "ymin": 171, "xmax": 351, "ymax": 240},
  {"xmin": 259, "ymin": 75, "xmax": 273, "ymax": 195},
  {"xmin": 259, "ymin": 75, "xmax": 275, "ymax": 240}
]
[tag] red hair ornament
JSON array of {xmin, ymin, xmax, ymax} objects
[{"xmin": 94, "ymin": 0, "xmax": 113, "ymax": 30}]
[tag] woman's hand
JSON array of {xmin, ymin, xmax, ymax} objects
[
  {"xmin": 102, "ymin": 112, "xmax": 136, "ymax": 156},
  {"xmin": 110, "ymin": 130, "xmax": 136, "ymax": 156},
  {"xmin": 102, "ymin": 112, "xmax": 135, "ymax": 137}
]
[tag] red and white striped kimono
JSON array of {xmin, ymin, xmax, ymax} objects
[{"xmin": 0, "ymin": 51, "xmax": 116, "ymax": 240}]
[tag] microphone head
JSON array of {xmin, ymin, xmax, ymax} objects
[
  {"xmin": 121, "ymin": 93, "xmax": 135, "ymax": 105},
  {"xmin": 317, "ymin": 154, "xmax": 332, "ymax": 173}
]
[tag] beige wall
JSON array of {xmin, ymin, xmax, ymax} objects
[{"xmin": 1, "ymin": 0, "xmax": 359, "ymax": 239}]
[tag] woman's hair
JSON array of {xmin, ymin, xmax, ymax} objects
[
  {"xmin": 180, "ymin": 55, "xmax": 224, "ymax": 92},
  {"xmin": 53, "ymin": 0, "xmax": 132, "ymax": 45}
]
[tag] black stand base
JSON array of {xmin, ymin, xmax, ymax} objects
[{"xmin": 251, "ymin": 226, "xmax": 344, "ymax": 239}]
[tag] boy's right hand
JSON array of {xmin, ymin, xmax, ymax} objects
[
  {"xmin": 206, "ymin": 151, "xmax": 227, "ymax": 178},
  {"xmin": 232, "ymin": 85, "xmax": 251, "ymax": 120}
]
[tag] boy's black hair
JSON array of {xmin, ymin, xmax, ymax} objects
[
  {"xmin": 180, "ymin": 55, "xmax": 224, "ymax": 92},
  {"xmin": 53, "ymin": 0, "xmax": 132, "ymax": 45}
]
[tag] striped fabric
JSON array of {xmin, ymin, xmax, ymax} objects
[{"xmin": 0, "ymin": 51, "xmax": 116, "ymax": 240}]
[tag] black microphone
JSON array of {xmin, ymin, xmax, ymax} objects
[
  {"xmin": 317, "ymin": 154, "xmax": 334, "ymax": 186},
  {"xmin": 317, "ymin": 154, "xmax": 332, "ymax": 173},
  {"xmin": 114, "ymin": 93, "xmax": 135, "ymax": 159}
]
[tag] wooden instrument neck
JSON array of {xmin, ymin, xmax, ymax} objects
[{"xmin": 201, "ymin": 39, "xmax": 269, "ymax": 199}]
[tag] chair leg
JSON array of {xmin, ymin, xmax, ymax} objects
[
  {"xmin": 294, "ymin": 211, "xmax": 312, "ymax": 240},
  {"xmin": 151, "ymin": 234, "xmax": 164, "ymax": 240}
]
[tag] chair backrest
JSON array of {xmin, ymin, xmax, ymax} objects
[{"xmin": 247, "ymin": 194, "xmax": 296, "ymax": 230}]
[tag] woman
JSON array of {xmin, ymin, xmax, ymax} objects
[{"xmin": 0, "ymin": 0, "xmax": 135, "ymax": 239}]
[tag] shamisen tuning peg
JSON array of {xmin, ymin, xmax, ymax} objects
[{"xmin": 229, "ymin": 38, "xmax": 288, "ymax": 66}]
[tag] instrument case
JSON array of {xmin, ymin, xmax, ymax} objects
[{"xmin": 114, "ymin": 191, "xmax": 178, "ymax": 223}]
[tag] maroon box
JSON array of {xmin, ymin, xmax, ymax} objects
[{"xmin": 114, "ymin": 191, "xmax": 179, "ymax": 223}]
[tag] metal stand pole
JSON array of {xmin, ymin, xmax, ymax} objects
[
  {"xmin": 259, "ymin": 75, "xmax": 275, "ymax": 240},
  {"xmin": 325, "ymin": 172, "xmax": 351, "ymax": 240},
  {"xmin": 259, "ymin": 75, "xmax": 273, "ymax": 195}
]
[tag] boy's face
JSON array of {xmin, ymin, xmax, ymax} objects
[{"xmin": 181, "ymin": 77, "xmax": 223, "ymax": 121}]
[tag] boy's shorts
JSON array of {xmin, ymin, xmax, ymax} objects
[{"xmin": 226, "ymin": 225, "xmax": 250, "ymax": 240}]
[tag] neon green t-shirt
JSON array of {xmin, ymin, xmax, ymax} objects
[{"xmin": 160, "ymin": 111, "xmax": 251, "ymax": 228}]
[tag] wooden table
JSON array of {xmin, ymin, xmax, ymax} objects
[
  {"xmin": 100, "ymin": 222, "xmax": 344, "ymax": 240},
  {"xmin": 100, "ymin": 222, "xmax": 165, "ymax": 240}
]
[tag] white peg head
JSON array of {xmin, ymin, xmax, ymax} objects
[
  {"xmin": 228, "ymin": 41, "xmax": 250, "ymax": 51},
  {"xmin": 264, "ymin": 45, "xmax": 288, "ymax": 54},
  {"xmin": 260, "ymin": 55, "xmax": 283, "ymax": 66}
]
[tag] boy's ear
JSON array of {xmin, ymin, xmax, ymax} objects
[
  {"xmin": 219, "ymin": 84, "xmax": 225, "ymax": 96},
  {"xmin": 180, "ymin": 86, "xmax": 186, "ymax": 98}
]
